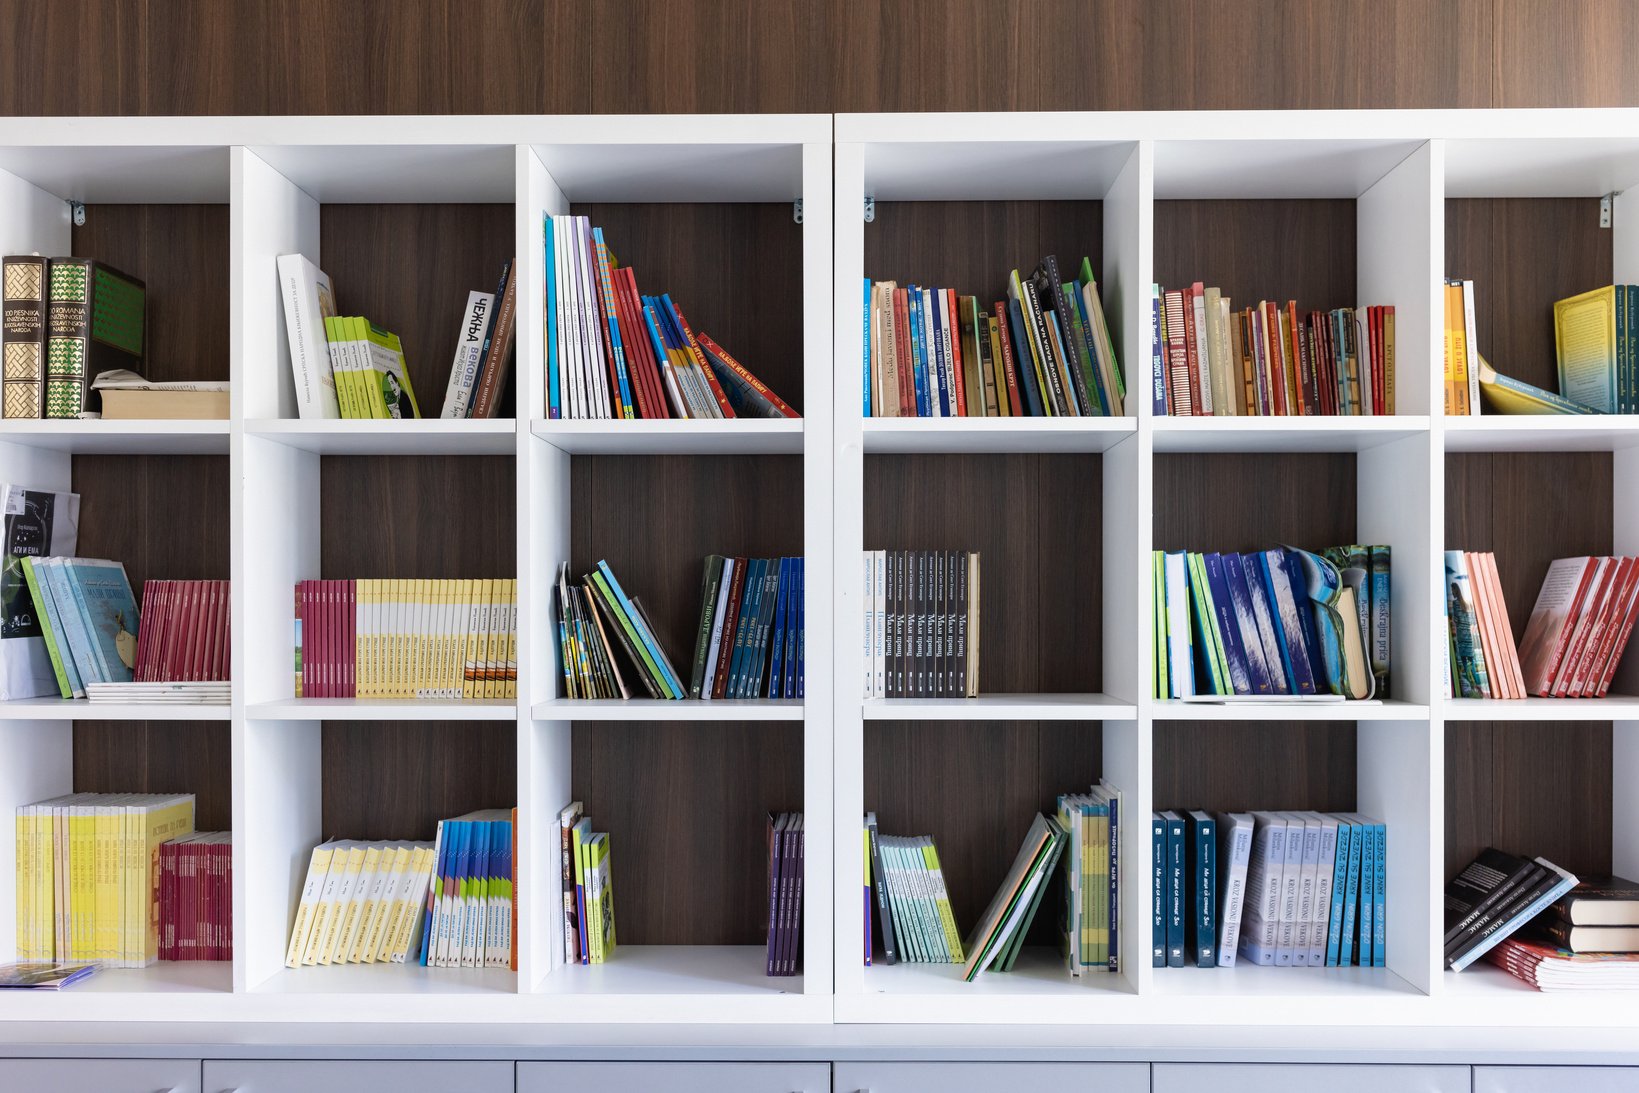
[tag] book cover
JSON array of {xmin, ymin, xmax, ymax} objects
[
  {"xmin": 1239, "ymin": 813, "xmax": 1286, "ymax": 966},
  {"xmin": 45, "ymin": 260, "xmax": 145, "ymax": 418},
  {"xmin": 440, "ymin": 289, "xmax": 494, "ymax": 419},
  {"xmin": 1162, "ymin": 810, "xmax": 1186, "ymax": 968},
  {"xmin": 1186, "ymin": 810, "xmax": 1216, "ymax": 967},
  {"xmin": 3, "ymin": 255, "xmax": 47, "ymax": 419},
  {"xmin": 1554, "ymin": 285, "xmax": 1621, "ymax": 413}
]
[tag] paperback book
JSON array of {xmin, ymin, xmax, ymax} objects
[{"xmin": 862, "ymin": 549, "xmax": 980, "ymax": 699}]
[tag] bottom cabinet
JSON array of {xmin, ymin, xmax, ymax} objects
[
  {"xmin": 0, "ymin": 1058, "xmax": 201, "ymax": 1093},
  {"xmin": 833, "ymin": 1062, "xmax": 1148, "ymax": 1093},
  {"xmin": 1154, "ymin": 1064, "xmax": 1470, "ymax": 1093},
  {"xmin": 202, "ymin": 1060, "xmax": 513, "ymax": 1093},
  {"xmin": 519, "ymin": 1062, "xmax": 830, "ymax": 1092},
  {"xmin": 1476, "ymin": 1067, "xmax": 1639, "ymax": 1092}
]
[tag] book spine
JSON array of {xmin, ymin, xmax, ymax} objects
[
  {"xmin": 689, "ymin": 557, "xmax": 723, "ymax": 699},
  {"xmin": 44, "ymin": 259, "xmax": 93, "ymax": 418},
  {"xmin": 2, "ymin": 255, "xmax": 47, "ymax": 418},
  {"xmin": 1165, "ymin": 815, "xmax": 1185, "ymax": 967},
  {"xmin": 1150, "ymin": 286, "xmax": 1167, "ymax": 416},
  {"xmin": 469, "ymin": 261, "xmax": 517, "ymax": 419},
  {"xmin": 1151, "ymin": 814, "xmax": 1165, "ymax": 968}
]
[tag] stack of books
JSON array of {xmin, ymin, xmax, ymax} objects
[
  {"xmin": 1514, "ymin": 556, "xmax": 1639, "ymax": 698},
  {"xmin": 1445, "ymin": 849, "xmax": 1579, "ymax": 971},
  {"xmin": 1489, "ymin": 876, "xmax": 1639, "ymax": 990},
  {"xmin": 13, "ymin": 793, "xmax": 195, "ymax": 965},
  {"xmin": 90, "ymin": 370, "xmax": 228, "ymax": 420},
  {"xmin": 286, "ymin": 839, "xmax": 436, "ymax": 968},
  {"xmin": 132, "ymin": 579, "xmax": 231, "ymax": 685},
  {"xmin": 545, "ymin": 215, "xmax": 797, "ymax": 421},
  {"xmin": 20, "ymin": 556, "xmax": 142, "ymax": 699},
  {"xmin": 554, "ymin": 560, "xmax": 683, "ymax": 700},
  {"xmin": 557, "ymin": 803, "xmax": 616, "ymax": 966},
  {"xmin": 863, "ymin": 814, "xmax": 963, "ymax": 965},
  {"xmin": 1, "ymin": 255, "xmax": 146, "ymax": 419},
  {"xmin": 960, "ymin": 813, "xmax": 1067, "ymax": 980},
  {"xmin": 1154, "ymin": 811, "xmax": 1385, "ymax": 969},
  {"xmin": 1553, "ymin": 284, "xmax": 1638, "ymax": 414},
  {"xmin": 1153, "ymin": 546, "xmax": 1389, "ymax": 701},
  {"xmin": 293, "ymin": 578, "xmax": 518, "ymax": 700},
  {"xmin": 421, "ymin": 810, "xmax": 515, "ymax": 969},
  {"xmin": 765, "ymin": 811, "xmax": 805, "ymax": 977},
  {"xmin": 1056, "ymin": 782, "xmax": 1122, "ymax": 976},
  {"xmin": 690, "ymin": 555, "xmax": 805, "ymax": 701},
  {"xmin": 862, "ymin": 549, "xmax": 981, "ymax": 699},
  {"xmin": 157, "ymin": 832, "xmax": 232, "ymax": 961},
  {"xmin": 1153, "ymin": 285, "xmax": 1392, "ymax": 416},
  {"xmin": 438, "ymin": 264, "xmax": 519, "ymax": 418},
  {"xmin": 1443, "ymin": 551, "xmax": 1527, "ymax": 699},
  {"xmin": 863, "ymin": 257, "xmax": 1124, "ymax": 418},
  {"xmin": 1443, "ymin": 281, "xmax": 1605, "ymax": 414}
]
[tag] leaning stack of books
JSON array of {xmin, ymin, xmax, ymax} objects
[
  {"xmin": 157, "ymin": 832, "xmax": 233, "ymax": 961},
  {"xmin": 554, "ymin": 560, "xmax": 684, "ymax": 700},
  {"xmin": 421, "ymin": 810, "xmax": 515, "ymax": 969},
  {"xmin": 557, "ymin": 802, "xmax": 616, "ymax": 966},
  {"xmin": 19, "ymin": 555, "xmax": 142, "ymax": 699},
  {"xmin": 285, "ymin": 839, "xmax": 436, "ymax": 968},
  {"xmin": 1442, "ymin": 551, "xmax": 1526, "ymax": 699},
  {"xmin": 1510, "ymin": 556, "xmax": 1639, "ymax": 698},
  {"xmin": 765, "ymin": 811, "xmax": 805, "ymax": 977},
  {"xmin": 862, "ymin": 549, "xmax": 981, "ymax": 699},
  {"xmin": 2, "ymin": 255, "xmax": 146, "ymax": 419},
  {"xmin": 1445, "ymin": 848, "xmax": 1579, "ymax": 971},
  {"xmin": 1153, "ymin": 284, "xmax": 1392, "ymax": 416},
  {"xmin": 961, "ymin": 812, "xmax": 1068, "ymax": 980},
  {"xmin": 690, "ymin": 555, "xmax": 805, "ymax": 700},
  {"xmin": 862, "ymin": 814, "xmax": 963, "ymax": 966},
  {"xmin": 1488, "ymin": 875, "xmax": 1639, "ymax": 990},
  {"xmin": 1553, "ymin": 284, "xmax": 1638, "ymax": 414}
]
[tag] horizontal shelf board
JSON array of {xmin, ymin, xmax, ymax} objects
[
  {"xmin": 1150, "ymin": 699, "xmax": 1429, "ymax": 721},
  {"xmin": 11, "ymin": 960, "xmax": 232, "ymax": 994},
  {"xmin": 0, "ymin": 697, "xmax": 230, "ymax": 721},
  {"xmin": 1150, "ymin": 416, "xmax": 1430, "ymax": 453},
  {"xmin": 247, "ymin": 698, "xmax": 518, "ymax": 721},
  {"xmin": 249, "ymin": 144, "xmax": 516, "ymax": 203},
  {"xmin": 532, "ymin": 698, "xmax": 804, "ymax": 721},
  {"xmin": 1149, "ymin": 963, "xmax": 1422, "ymax": 999},
  {"xmin": 862, "ymin": 694, "xmax": 1135, "ymax": 721},
  {"xmin": 1445, "ymin": 136, "xmax": 1639, "ymax": 198},
  {"xmin": 861, "ymin": 417, "xmax": 1135, "ymax": 454},
  {"xmin": 533, "ymin": 945, "xmax": 803, "ymax": 997},
  {"xmin": 0, "ymin": 419, "xmax": 229, "ymax": 454},
  {"xmin": 858, "ymin": 947, "xmax": 1135, "ymax": 997},
  {"xmin": 533, "ymin": 142, "xmax": 807, "ymax": 203},
  {"xmin": 246, "ymin": 419, "xmax": 516, "ymax": 455},
  {"xmin": 1442, "ymin": 415, "xmax": 1639, "ymax": 451},
  {"xmin": 1442, "ymin": 696, "xmax": 1639, "ymax": 721},
  {"xmin": 0, "ymin": 144, "xmax": 230, "ymax": 203},
  {"xmin": 861, "ymin": 140, "xmax": 1136, "ymax": 201},
  {"xmin": 1440, "ymin": 964, "xmax": 1639, "ymax": 1026},
  {"xmin": 1154, "ymin": 138, "xmax": 1425, "ymax": 199},
  {"xmin": 531, "ymin": 418, "xmax": 803, "ymax": 455},
  {"xmin": 254, "ymin": 962, "xmax": 517, "ymax": 996}
]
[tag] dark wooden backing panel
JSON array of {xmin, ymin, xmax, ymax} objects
[
  {"xmin": 569, "ymin": 203, "xmax": 804, "ymax": 415},
  {"xmin": 1444, "ymin": 721, "xmax": 1612, "ymax": 880},
  {"xmin": 865, "ymin": 719, "xmax": 1103, "ymax": 949},
  {"xmin": 72, "ymin": 720, "xmax": 232, "ymax": 831},
  {"xmin": 864, "ymin": 454, "xmax": 1101, "ymax": 694},
  {"xmin": 72, "ymin": 204, "xmax": 230, "ymax": 385},
  {"xmin": 1443, "ymin": 453, "xmax": 1612, "ymax": 645},
  {"xmin": 319, "ymin": 204, "xmax": 515, "ymax": 417},
  {"xmin": 569, "ymin": 455, "xmax": 803, "ymax": 691},
  {"xmin": 570, "ymin": 720, "xmax": 803, "ymax": 946},
  {"xmin": 319, "ymin": 455, "xmax": 515, "ymax": 579},
  {"xmin": 1153, "ymin": 721, "xmax": 1359, "ymax": 815},
  {"xmin": 72, "ymin": 455, "xmax": 229, "ymax": 591},
  {"xmin": 1444, "ymin": 199, "xmax": 1613, "ymax": 400},
  {"xmin": 1153, "ymin": 453, "xmax": 1357, "ymax": 554},
  {"xmin": 319, "ymin": 721, "xmax": 516, "ymax": 842},
  {"xmin": 1153, "ymin": 200, "xmax": 1357, "ymax": 315}
]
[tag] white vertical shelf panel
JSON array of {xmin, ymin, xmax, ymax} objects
[
  {"xmin": 235, "ymin": 719, "xmax": 321, "ymax": 993},
  {"xmin": 1357, "ymin": 141, "xmax": 1440, "ymax": 418},
  {"xmin": 0, "ymin": 163, "xmax": 71, "ymax": 256},
  {"xmin": 0, "ymin": 721, "xmax": 72, "ymax": 963}
]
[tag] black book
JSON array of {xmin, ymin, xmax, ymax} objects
[
  {"xmin": 866, "ymin": 812, "xmax": 897, "ymax": 964},
  {"xmin": 689, "ymin": 555, "xmax": 725, "ymax": 699},
  {"xmin": 1550, "ymin": 875, "xmax": 1639, "ymax": 926},
  {"xmin": 1034, "ymin": 255, "xmax": 1095, "ymax": 417},
  {"xmin": 1020, "ymin": 277, "xmax": 1070, "ymax": 416},
  {"xmin": 1448, "ymin": 855, "xmax": 1577, "ymax": 970},
  {"xmin": 910, "ymin": 551, "xmax": 925, "ymax": 697},
  {"xmin": 955, "ymin": 551, "xmax": 969, "ymax": 696},
  {"xmin": 1443, "ymin": 847, "xmax": 1537, "ymax": 948},
  {"xmin": 931, "ymin": 549, "xmax": 946, "ymax": 698}
]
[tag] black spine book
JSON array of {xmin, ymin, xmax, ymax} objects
[
  {"xmin": 955, "ymin": 551, "xmax": 968, "ymax": 697},
  {"xmin": 1021, "ymin": 277, "xmax": 1070, "ymax": 416},
  {"xmin": 1446, "ymin": 860, "xmax": 1550, "ymax": 966},
  {"xmin": 1443, "ymin": 847, "xmax": 1536, "ymax": 948},
  {"xmin": 689, "ymin": 555, "xmax": 725, "ymax": 699},
  {"xmin": 1035, "ymin": 255, "xmax": 1095, "ymax": 416},
  {"xmin": 866, "ymin": 812, "xmax": 898, "ymax": 964},
  {"xmin": 586, "ymin": 577, "xmax": 663, "ymax": 699},
  {"xmin": 932, "ymin": 549, "xmax": 946, "ymax": 698}
]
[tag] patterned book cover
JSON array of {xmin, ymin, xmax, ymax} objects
[
  {"xmin": 3, "ymin": 256, "xmax": 47, "ymax": 418},
  {"xmin": 45, "ymin": 260, "xmax": 145, "ymax": 418}
]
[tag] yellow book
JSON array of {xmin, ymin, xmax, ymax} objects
[
  {"xmin": 483, "ymin": 578, "xmax": 501, "ymax": 699},
  {"xmin": 1478, "ymin": 354, "xmax": 1601, "ymax": 415},
  {"xmin": 352, "ymin": 578, "xmax": 365, "ymax": 699},
  {"xmin": 286, "ymin": 842, "xmax": 337, "ymax": 967},
  {"xmin": 93, "ymin": 799, "xmax": 120, "ymax": 965},
  {"xmin": 923, "ymin": 839, "xmax": 964, "ymax": 963},
  {"xmin": 422, "ymin": 578, "xmax": 438, "ymax": 697},
  {"xmin": 388, "ymin": 844, "xmax": 433, "ymax": 963},
  {"xmin": 443, "ymin": 580, "xmax": 459, "ymax": 699},
  {"xmin": 367, "ymin": 578, "xmax": 382, "ymax": 699},
  {"xmin": 336, "ymin": 843, "xmax": 382, "ymax": 964},
  {"xmin": 302, "ymin": 840, "xmax": 351, "ymax": 965},
  {"xmin": 1554, "ymin": 285, "xmax": 1621, "ymax": 413},
  {"xmin": 359, "ymin": 844, "xmax": 407, "ymax": 963},
  {"xmin": 1384, "ymin": 307, "xmax": 1396, "ymax": 415},
  {"xmin": 504, "ymin": 578, "xmax": 518, "ymax": 699},
  {"xmin": 15, "ymin": 806, "xmax": 32, "ymax": 960},
  {"xmin": 317, "ymin": 843, "xmax": 366, "ymax": 964},
  {"xmin": 399, "ymin": 578, "xmax": 415, "ymax": 699},
  {"xmin": 1446, "ymin": 282, "xmax": 1470, "ymax": 415},
  {"xmin": 461, "ymin": 580, "xmax": 482, "ymax": 699}
]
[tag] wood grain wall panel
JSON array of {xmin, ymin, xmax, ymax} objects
[
  {"xmin": 1444, "ymin": 722, "xmax": 1612, "ymax": 880},
  {"xmin": 1492, "ymin": 0, "xmax": 1639, "ymax": 108},
  {"xmin": 321, "ymin": 721, "xmax": 516, "ymax": 841},
  {"xmin": 318, "ymin": 204, "xmax": 515, "ymax": 412},
  {"xmin": 0, "ymin": 0, "xmax": 148, "ymax": 116},
  {"xmin": 1153, "ymin": 721, "xmax": 1358, "ymax": 815},
  {"xmin": 865, "ymin": 719, "xmax": 1102, "ymax": 947},
  {"xmin": 319, "ymin": 455, "xmax": 516, "ymax": 578},
  {"xmin": 570, "ymin": 204, "xmax": 804, "ymax": 414},
  {"xmin": 1153, "ymin": 200, "xmax": 1358, "ymax": 316},
  {"xmin": 864, "ymin": 454, "xmax": 1102, "ymax": 694},
  {"xmin": 1445, "ymin": 199, "xmax": 1612, "ymax": 399},
  {"xmin": 570, "ymin": 454, "xmax": 803, "ymax": 685},
  {"xmin": 570, "ymin": 721, "xmax": 803, "ymax": 945},
  {"xmin": 73, "ymin": 721, "xmax": 232, "ymax": 831},
  {"xmin": 1153, "ymin": 453, "xmax": 1358, "ymax": 555},
  {"xmin": 73, "ymin": 204, "xmax": 230, "ymax": 385},
  {"xmin": 72, "ymin": 455, "xmax": 230, "ymax": 591}
]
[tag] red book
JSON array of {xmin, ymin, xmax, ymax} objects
[
  {"xmin": 945, "ymin": 290, "xmax": 968, "ymax": 417},
  {"xmin": 610, "ymin": 269, "xmax": 657, "ymax": 419},
  {"xmin": 158, "ymin": 841, "xmax": 173, "ymax": 961},
  {"xmin": 712, "ymin": 558, "xmax": 749, "ymax": 699},
  {"xmin": 321, "ymin": 580, "xmax": 335, "ymax": 699},
  {"xmin": 992, "ymin": 300, "xmax": 1024, "ymax": 416},
  {"xmin": 134, "ymin": 581, "xmax": 155, "ymax": 681},
  {"xmin": 1285, "ymin": 302, "xmax": 1311, "ymax": 415},
  {"xmin": 223, "ymin": 841, "xmax": 233, "ymax": 961},
  {"xmin": 694, "ymin": 331, "xmax": 799, "ymax": 419},
  {"xmin": 198, "ymin": 583, "xmax": 219, "ymax": 684},
  {"xmin": 219, "ymin": 581, "xmax": 231, "ymax": 683},
  {"xmin": 1568, "ymin": 557, "xmax": 1634, "ymax": 696},
  {"xmin": 191, "ymin": 580, "xmax": 212, "ymax": 682},
  {"xmin": 1162, "ymin": 290, "xmax": 1190, "ymax": 416},
  {"xmin": 1598, "ymin": 564, "xmax": 1639, "ymax": 696},
  {"xmin": 669, "ymin": 301, "xmax": 737, "ymax": 418},
  {"xmin": 167, "ymin": 582, "xmax": 191, "ymax": 683},
  {"xmin": 1180, "ymin": 284, "xmax": 1202, "ymax": 415},
  {"xmin": 892, "ymin": 288, "xmax": 915, "ymax": 416},
  {"xmin": 1523, "ymin": 558, "xmax": 1601, "ymax": 695},
  {"xmin": 1552, "ymin": 558, "xmax": 1616, "ymax": 697}
]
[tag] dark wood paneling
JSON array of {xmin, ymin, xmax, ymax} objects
[
  {"xmin": 571, "ymin": 204, "xmax": 805, "ymax": 414},
  {"xmin": 1153, "ymin": 721, "xmax": 1358, "ymax": 814},
  {"xmin": 319, "ymin": 455, "xmax": 515, "ymax": 579},
  {"xmin": 72, "ymin": 205, "xmax": 230, "ymax": 384},
  {"xmin": 570, "ymin": 455, "xmax": 803, "ymax": 685},
  {"xmin": 320, "ymin": 721, "xmax": 516, "ymax": 841},
  {"xmin": 1492, "ymin": 0, "xmax": 1639, "ymax": 108},
  {"xmin": 571, "ymin": 720, "xmax": 803, "ymax": 946},
  {"xmin": 1154, "ymin": 453, "xmax": 1357, "ymax": 554},
  {"xmin": 1445, "ymin": 199, "xmax": 1613, "ymax": 399},
  {"xmin": 1444, "ymin": 721, "xmax": 1611, "ymax": 880},
  {"xmin": 72, "ymin": 455, "xmax": 229, "ymax": 590},
  {"xmin": 864, "ymin": 454, "xmax": 1101, "ymax": 694},
  {"xmin": 319, "ymin": 204, "xmax": 514, "ymax": 415},
  {"xmin": 1444, "ymin": 452, "xmax": 1612, "ymax": 645},
  {"xmin": 73, "ymin": 720, "xmax": 232, "ymax": 831},
  {"xmin": 864, "ymin": 202, "xmax": 1103, "ymax": 312},
  {"xmin": 865, "ymin": 719, "xmax": 1102, "ymax": 947},
  {"xmin": 1154, "ymin": 200, "xmax": 1357, "ymax": 314}
]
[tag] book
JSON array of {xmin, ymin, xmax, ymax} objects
[
  {"xmin": 1549, "ymin": 875, "xmax": 1639, "ymax": 926},
  {"xmin": 962, "ymin": 813, "xmax": 1066, "ymax": 980},
  {"xmin": 1487, "ymin": 936, "xmax": 1639, "ymax": 991},
  {"xmin": 1446, "ymin": 849, "xmax": 1579, "ymax": 971},
  {"xmin": 42, "ymin": 259, "xmax": 145, "ymax": 418},
  {"xmin": 1516, "ymin": 556, "xmax": 1639, "ymax": 697},
  {"xmin": 0, "ymin": 486, "xmax": 79, "ymax": 700},
  {"xmin": 1530, "ymin": 919, "xmax": 1639, "ymax": 953},
  {"xmin": 470, "ymin": 260, "xmax": 517, "ymax": 419},
  {"xmin": 1477, "ymin": 354, "xmax": 1600, "ymax": 415},
  {"xmin": 89, "ymin": 370, "xmax": 229, "ymax": 419},
  {"xmin": 869, "ymin": 550, "xmax": 976, "ymax": 698},
  {"xmin": 1186, "ymin": 810, "xmax": 1216, "ymax": 967},
  {"xmin": 1214, "ymin": 812, "xmax": 1254, "ymax": 967},
  {"xmin": 439, "ymin": 289, "xmax": 495, "ymax": 418},
  {"xmin": 2, "ymin": 254, "xmax": 48, "ymax": 418},
  {"xmin": 1554, "ymin": 284, "xmax": 1625, "ymax": 413},
  {"xmin": 276, "ymin": 253, "xmax": 340, "ymax": 419},
  {"xmin": 0, "ymin": 962, "xmax": 97, "ymax": 989}
]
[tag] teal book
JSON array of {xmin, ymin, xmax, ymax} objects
[{"xmin": 62, "ymin": 559, "xmax": 138, "ymax": 684}]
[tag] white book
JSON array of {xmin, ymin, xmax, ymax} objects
[
  {"xmin": 1275, "ymin": 811, "xmax": 1308, "ymax": 966},
  {"xmin": 1462, "ymin": 278, "xmax": 1482, "ymax": 417},
  {"xmin": 938, "ymin": 290, "xmax": 958, "ymax": 415},
  {"xmin": 551, "ymin": 218, "xmax": 576, "ymax": 419},
  {"xmin": 576, "ymin": 217, "xmax": 611, "ymax": 419},
  {"xmin": 334, "ymin": 843, "xmax": 383, "ymax": 964},
  {"xmin": 1164, "ymin": 552, "xmax": 1194, "ymax": 697},
  {"xmin": 392, "ymin": 845, "xmax": 435, "ymax": 964},
  {"xmin": 304, "ymin": 841, "xmax": 355, "ymax": 965},
  {"xmin": 1293, "ymin": 811, "xmax": 1322, "ymax": 959},
  {"xmin": 1308, "ymin": 814, "xmax": 1340, "ymax": 966},
  {"xmin": 1238, "ymin": 813, "xmax": 1286, "ymax": 966},
  {"xmin": 562, "ymin": 215, "xmax": 587, "ymax": 419},
  {"xmin": 276, "ymin": 253, "xmax": 341, "ymax": 419},
  {"xmin": 1214, "ymin": 812, "xmax": 1254, "ymax": 967},
  {"xmin": 359, "ymin": 845, "xmax": 408, "ymax": 963},
  {"xmin": 1191, "ymin": 288, "xmax": 1214, "ymax": 415}
]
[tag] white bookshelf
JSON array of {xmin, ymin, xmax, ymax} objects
[{"xmin": 0, "ymin": 110, "xmax": 1635, "ymax": 1035}]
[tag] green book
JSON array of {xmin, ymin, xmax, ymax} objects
[{"xmin": 20, "ymin": 557, "xmax": 77, "ymax": 698}]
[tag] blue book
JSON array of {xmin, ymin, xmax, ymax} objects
[
  {"xmin": 1354, "ymin": 813, "xmax": 1375, "ymax": 966},
  {"xmin": 724, "ymin": 558, "xmax": 764, "ymax": 698},
  {"xmin": 1258, "ymin": 550, "xmax": 1318, "ymax": 694},
  {"xmin": 418, "ymin": 820, "xmax": 447, "ymax": 966},
  {"xmin": 1006, "ymin": 296, "xmax": 1045, "ymax": 417},
  {"xmin": 1104, "ymin": 784, "xmax": 1120, "ymax": 973},
  {"xmin": 1163, "ymin": 810, "xmax": 1187, "ymax": 968},
  {"xmin": 1372, "ymin": 820, "xmax": 1387, "ymax": 967},
  {"xmin": 596, "ymin": 229, "xmax": 635, "ymax": 418},
  {"xmin": 786, "ymin": 558, "xmax": 801, "ymax": 699},
  {"xmin": 863, "ymin": 278, "xmax": 873, "ymax": 417},
  {"xmin": 1067, "ymin": 287, "xmax": 1110, "ymax": 416},
  {"xmin": 1324, "ymin": 818, "xmax": 1353, "ymax": 967},
  {"xmin": 1628, "ymin": 285, "xmax": 1638, "ymax": 413},
  {"xmin": 928, "ymin": 289, "xmax": 951, "ymax": 416},
  {"xmin": 1283, "ymin": 552, "xmax": 1332, "ymax": 690},
  {"xmin": 1338, "ymin": 816, "xmax": 1364, "ymax": 966},
  {"xmin": 545, "ymin": 215, "xmax": 559, "ymax": 419},
  {"xmin": 743, "ymin": 560, "xmax": 780, "ymax": 698},
  {"xmin": 595, "ymin": 560, "xmax": 686, "ymax": 699},
  {"xmin": 1187, "ymin": 810, "xmax": 1216, "ymax": 967},
  {"xmin": 1185, "ymin": 554, "xmax": 1227, "ymax": 695},
  {"xmin": 1151, "ymin": 813, "xmax": 1166, "ymax": 968},
  {"xmin": 1150, "ymin": 286, "xmax": 1167, "ymax": 416},
  {"xmin": 767, "ymin": 558, "xmax": 788, "ymax": 699},
  {"xmin": 1241, "ymin": 554, "xmax": 1291, "ymax": 693},
  {"xmin": 1202, "ymin": 553, "xmax": 1252, "ymax": 695},
  {"xmin": 61, "ymin": 559, "xmax": 138, "ymax": 684},
  {"xmin": 1047, "ymin": 309, "xmax": 1082, "ymax": 415},
  {"xmin": 1221, "ymin": 554, "xmax": 1274, "ymax": 694},
  {"xmin": 795, "ymin": 557, "xmax": 805, "ymax": 699},
  {"xmin": 907, "ymin": 288, "xmax": 929, "ymax": 417},
  {"xmin": 639, "ymin": 302, "xmax": 674, "ymax": 412}
]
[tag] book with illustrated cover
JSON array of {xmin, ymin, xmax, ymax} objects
[
  {"xmin": 44, "ymin": 259, "xmax": 145, "ymax": 419},
  {"xmin": 1554, "ymin": 284, "xmax": 1626, "ymax": 413},
  {"xmin": 0, "ymin": 485, "xmax": 78, "ymax": 699}
]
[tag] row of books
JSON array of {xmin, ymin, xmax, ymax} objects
[
  {"xmin": 863, "ymin": 816, "xmax": 963, "ymax": 965},
  {"xmin": 1056, "ymin": 783, "xmax": 1122, "ymax": 976},
  {"xmin": 862, "ymin": 549, "xmax": 981, "ymax": 699},
  {"xmin": 765, "ymin": 812, "xmax": 805, "ymax": 977},
  {"xmin": 689, "ymin": 555, "xmax": 806, "ymax": 701},
  {"xmin": 557, "ymin": 802, "xmax": 616, "ymax": 966},
  {"xmin": 546, "ymin": 214, "xmax": 797, "ymax": 421},
  {"xmin": 20, "ymin": 555, "xmax": 140, "ymax": 698},
  {"xmin": 321, "ymin": 314, "xmax": 420, "ymax": 419},
  {"xmin": 862, "ymin": 258, "xmax": 1126, "ymax": 419},
  {"xmin": 1153, "ymin": 547, "xmax": 1388, "ymax": 701},
  {"xmin": 1444, "ymin": 550, "xmax": 1524, "ymax": 699},
  {"xmin": 157, "ymin": 832, "xmax": 232, "ymax": 962},
  {"xmin": 13, "ymin": 793, "xmax": 195, "ymax": 965},
  {"xmin": 423, "ymin": 810, "xmax": 515, "ymax": 968},
  {"xmin": 2, "ymin": 255, "xmax": 147, "ymax": 419},
  {"xmin": 1153, "ymin": 286, "xmax": 1393, "ymax": 418},
  {"xmin": 1155, "ymin": 810, "xmax": 1385, "ymax": 969},
  {"xmin": 131, "ymin": 580, "xmax": 229, "ymax": 684},
  {"xmin": 293, "ymin": 578, "xmax": 518, "ymax": 700},
  {"xmin": 287, "ymin": 839, "xmax": 435, "ymax": 967},
  {"xmin": 1445, "ymin": 849, "xmax": 1579, "ymax": 971}
]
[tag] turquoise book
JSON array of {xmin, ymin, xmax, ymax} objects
[{"xmin": 63, "ymin": 559, "xmax": 139, "ymax": 684}]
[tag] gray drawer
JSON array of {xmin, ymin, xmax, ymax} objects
[
  {"xmin": 1477, "ymin": 1067, "xmax": 1639, "ymax": 1092},
  {"xmin": 0, "ymin": 1058, "xmax": 201, "ymax": 1093},
  {"xmin": 521, "ymin": 1062, "xmax": 828, "ymax": 1092},
  {"xmin": 834, "ymin": 1062, "xmax": 1146, "ymax": 1093},
  {"xmin": 1153, "ymin": 1063, "xmax": 1470, "ymax": 1093},
  {"xmin": 204, "ymin": 1060, "xmax": 512, "ymax": 1093}
]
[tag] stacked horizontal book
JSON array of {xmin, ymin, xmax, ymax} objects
[
  {"xmin": 286, "ymin": 839, "xmax": 436, "ymax": 968},
  {"xmin": 157, "ymin": 832, "xmax": 232, "ymax": 962},
  {"xmin": 765, "ymin": 811, "xmax": 804, "ymax": 977},
  {"xmin": 862, "ymin": 549, "xmax": 980, "ymax": 699}
]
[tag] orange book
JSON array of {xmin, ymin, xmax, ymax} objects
[{"xmin": 1467, "ymin": 552, "xmax": 1508, "ymax": 699}]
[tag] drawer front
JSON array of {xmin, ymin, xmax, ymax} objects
[
  {"xmin": 1477, "ymin": 1066, "xmax": 1639, "ymax": 1092},
  {"xmin": 833, "ymin": 1062, "xmax": 1147, "ymax": 1093},
  {"xmin": 1154, "ymin": 1064, "xmax": 1470, "ymax": 1093},
  {"xmin": 203, "ymin": 1060, "xmax": 512, "ymax": 1093},
  {"xmin": 0, "ymin": 1058, "xmax": 201, "ymax": 1093},
  {"xmin": 521, "ymin": 1062, "xmax": 828, "ymax": 1092}
]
